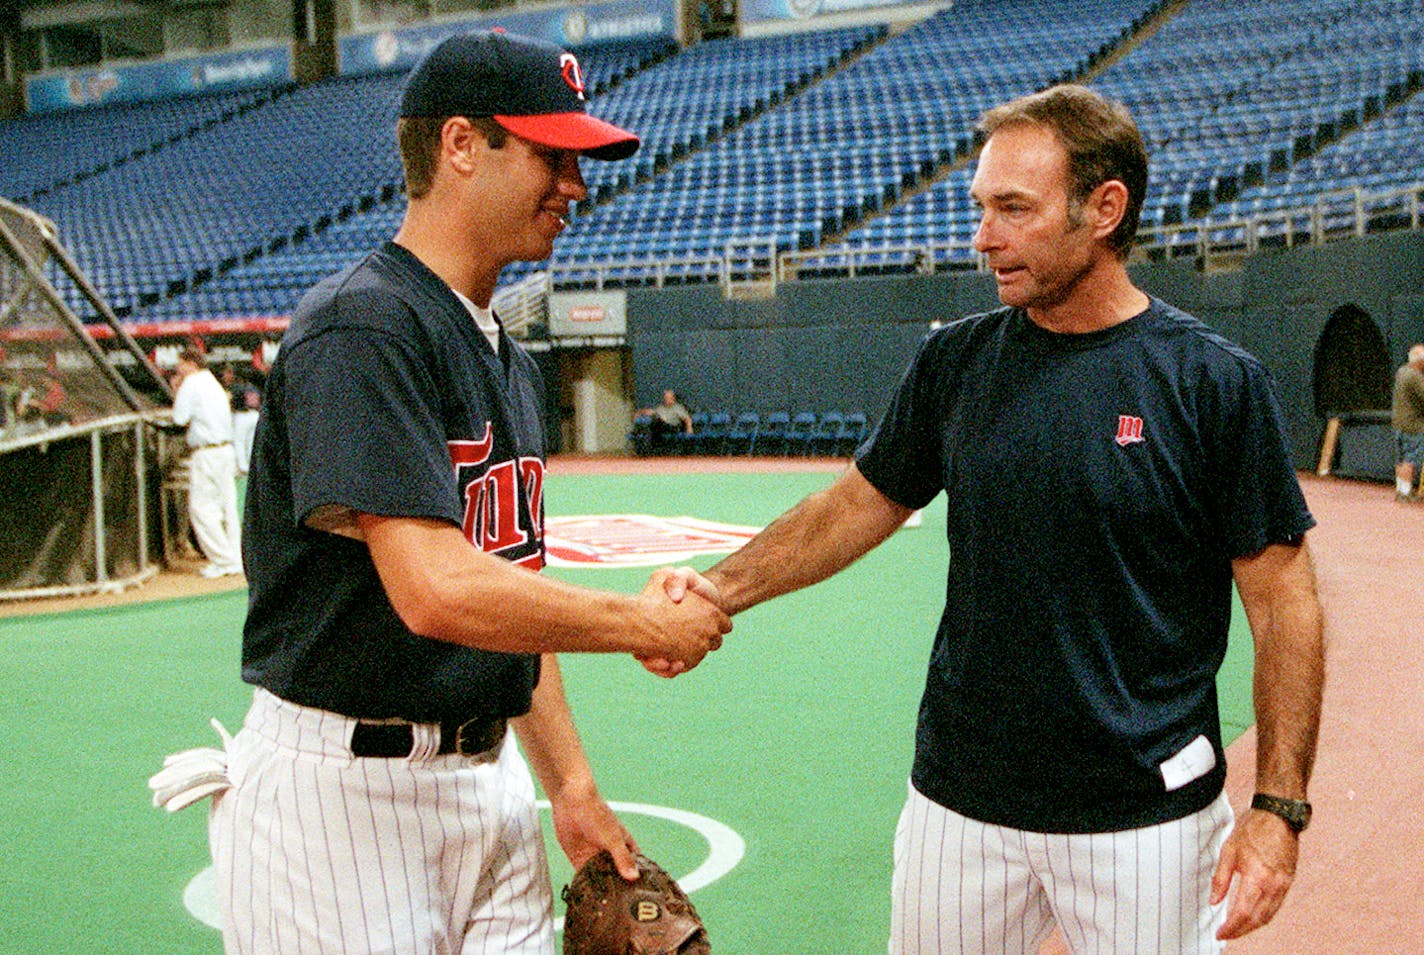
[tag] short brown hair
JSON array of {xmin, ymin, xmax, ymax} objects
[
  {"xmin": 397, "ymin": 116, "xmax": 509, "ymax": 199},
  {"xmin": 978, "ymin": 84, "xmax": 1148, "ymax": 259}
]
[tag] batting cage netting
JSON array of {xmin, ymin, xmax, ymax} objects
[{"xmin": 0, "ymin": 198, "xmax": 172, "ymax": 599}]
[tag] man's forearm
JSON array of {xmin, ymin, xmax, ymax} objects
[
  {"xmin": 357, "ymin": 514, "xmax": 727, "ymax": 664},
  {"xmin": 1236, "ymin": 541, "xmax": 1326, "ymax": 797},
  {"xmin": 513, "ymin": 655, "xmax": 593, "ymax": 798},
  {"xmin": 706, "ymin": 464, "xmax": 913, "ymax": 615}
]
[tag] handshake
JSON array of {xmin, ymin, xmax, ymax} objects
[{"xmin": 632, "ymin": 566, "xmax": 730, "ymax": 678}]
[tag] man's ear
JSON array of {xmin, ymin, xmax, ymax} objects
[
  {"xmin": 440, "ymin": 116, "xmax": 482, "ymax": 177},
  {"xmin": 1086, "ymin": 179, "xmax": 1129, "ymax": 242}
]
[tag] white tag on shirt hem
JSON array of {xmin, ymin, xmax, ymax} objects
[{"xmin": 1159, "ymin": 734, "xmax": 1216, "ymax": 791}]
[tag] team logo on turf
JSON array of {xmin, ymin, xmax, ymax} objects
[
  {"xmin": 544, "ymin": 515, "xmax": 760, "ymax": 567},
  {"xmin": 1114, "ymin": 414, "xmax": 1145, "ymax": 446}
]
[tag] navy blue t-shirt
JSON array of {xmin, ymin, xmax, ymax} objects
[
  {"xmin": 856, "ymin": 299, "xmax": 1314, "ymax": 833},
  {"xmin": 241, "ymin": 242, "xmax": 545, "ymax": 724}
]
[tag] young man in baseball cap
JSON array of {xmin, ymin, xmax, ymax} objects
[{"xmin": 213, "ymin": 31, "xmax": 727, "ymax": 955}]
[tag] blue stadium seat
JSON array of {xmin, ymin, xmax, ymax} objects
[
  {"xmin": 783, "ymin": 411, "xmax": 820, "ymax": 456},
  {"xmin": 725, "ymin": 412, "xmax": 760, "ymax": 456},
  {"xmin": 753, "ymin": 411, "xmax": 790, "ymax": 455},
  {"xmin": 836, "ymin": 412, "xmax": 868, "ymax": 457},
  {"xmin": 807, "ymin": 411, "xmax": 844, "ymax": 456}
]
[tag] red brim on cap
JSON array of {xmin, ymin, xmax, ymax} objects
[{"xmin": 493, "ymin": 112, "xmax": 640, "ymax": 161}]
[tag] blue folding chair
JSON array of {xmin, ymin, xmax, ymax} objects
[
  {"xmin": 628, "ymin": 413, "xmax": 654, "ymax": 456},
  {"xmin": 694, "ymin": 410, "xmax": 732, "ymax": 455},
  {"xmin": 725, "ymin": 412, "xmax": 760, "ymax": 455},
  {"xmin": 783, "ymin": 411, "xmax": 819, "ymax": 456},
  {"xmin": 673, "ymin": 411, "xmax": 708, "ymax": 455},
  {"xmin": 807, "ymin": 411, "xmax": 844, "ymax": 456},
  {"xmin": 754, "ymin": 411, "xmax": 790, "ymax": 455},
  {"xmin": 836, "ymin": 412, "xmax": 867, "ymax": 456}
]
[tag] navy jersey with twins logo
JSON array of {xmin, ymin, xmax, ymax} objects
[
  {"xmin": 241, "ymin": 241, "xmax": 546, "ymax": 725},
  {"xmin": 856, "ymin": 298, "xmax": 1315, "ymax": 833}
]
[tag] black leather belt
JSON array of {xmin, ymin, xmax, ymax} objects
[{"xmin": 349, "ymin": 716, "xmax": 506, "ymax": 758}]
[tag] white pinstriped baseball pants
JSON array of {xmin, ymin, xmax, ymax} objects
[
  {"xmin": 889, "ymin": 782, "xmax": 1233, "ymax": 955},
  {"xmin": 209, "ymin": 688, "xmax": 554, "ymax": 955}
]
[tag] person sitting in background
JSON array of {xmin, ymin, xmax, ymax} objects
[{"xmin": 637, "ymin": 389, "xmax": 693, "ymax": 452}]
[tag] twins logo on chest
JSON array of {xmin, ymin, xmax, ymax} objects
[{"xmin": 448, "ymin": 423, "xmax": 545, "ymax": 570}]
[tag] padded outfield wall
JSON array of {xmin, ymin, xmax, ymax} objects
[{"xmin": 626, "ymin": 231, "xmax": 1424, "ymax": 472}]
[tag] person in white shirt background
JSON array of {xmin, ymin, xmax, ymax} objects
[{"xmin": 171, "ymin": 346, "xmax": 243, "ymax": 578}]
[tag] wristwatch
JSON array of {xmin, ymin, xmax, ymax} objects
[{"xmin": 1251, "ymin": 793, "xmax": 1312, "ymax": 832}]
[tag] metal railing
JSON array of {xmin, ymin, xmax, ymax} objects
[
  {"xmin": 779, "ymin": 239, "xmax": 986, "ymax": 280},
  {"xmin": 1134, "ymin": 181, "xmax": 1424, "ymax": 269},
  {"xmin": 491, "ymin": 268, "xmax": 552, "ymax": 339},
  {"xmin": 522, "ymin": 181, "xmax": 1423, "ymax": 296}
]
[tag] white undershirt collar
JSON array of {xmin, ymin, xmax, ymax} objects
[{"xmin": 451, "ymin": 288, "xmax": 501, "ymax": 354}]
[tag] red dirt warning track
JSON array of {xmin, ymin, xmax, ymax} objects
[{"xmin": 1223, "ymin": 476, "xmax": 1424, "ymax": 953}]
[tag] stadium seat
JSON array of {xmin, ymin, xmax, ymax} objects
[
  {"xmin": 783, "ymin": 411, "xmax": 820, "ymax": 456},
  {"xmin": 836, "ymin": 412, "xmax": 868, "ymax": 457},
  {"xmin": 753, "ymin": 411, "xmax": 790, "ymax": 455},
  {"xmin": 725, "ymin": 412, "xmax": 760, "ymax": 456},
  {"xmin": 807, "ymin": 411, "xmax": 844, "ymax": 456}
]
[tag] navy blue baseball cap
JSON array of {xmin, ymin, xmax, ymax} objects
[{"xmin": 399, "ymin": 30, "xmax": 640, "ymax": 161}]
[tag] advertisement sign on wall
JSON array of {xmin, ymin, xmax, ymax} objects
[
  {"xmin": 741, "ymin": 0, "xmax": 932, "ymax": 25},
  {"xmin": 548, "ymin": 291, "xmax": 628, "ymax": 339},
  {"xmin": 26, "ymin": 45, "xmax": 292, "ymax": 114},
  {"xmin": 340, "ymin": 0, "xmax": 678, "ymax": 77}
]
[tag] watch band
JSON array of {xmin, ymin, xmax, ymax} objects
[{"xmin": 1251, "ymin": 793, "xmax": 1312, "ymax": 832}]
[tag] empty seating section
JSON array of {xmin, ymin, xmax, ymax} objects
[
  {"xmin": 817, "ymin": 0, "xmax": 1157, "ymax": 271},
  {"xmin": 4, "ymin": 1, "xmax": 1424, "ymax": 320},
  {"xmin": 1095, "ymin": 0, "xmax": 1424, "ymax": 232},
  {"xmin": 23, "ymin": 71, "xmax": 406, "ymax": 318},
  {"xmin": 521, "ymin": 25, "xmax": 886, "ymax": 288},
  {"xmin": 12, "ymin": 38, "xmax": 667, "ymax": 321},
  {"xmin": 153, "ymin": 39, "xmax": 671, "ymax": 319},
  {"xmin": 0, "ymin": 87, "xmax": 276, "ymax": 200}
]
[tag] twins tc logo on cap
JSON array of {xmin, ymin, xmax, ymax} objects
[
  {"xmin": 1115, "ymin": 415, "xmax": 1146, "ymax": 446},
  {"xmin": 559, "ymin": 53, "xmax": 586, "ymax": 100}
]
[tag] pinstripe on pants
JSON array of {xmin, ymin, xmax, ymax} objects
[
  {"xmin": 209, "ymin": 688, "xmax": 554, "ymax": 955},
  {"xmin": 890, "ymin": 782, "xmax": 1233, "ymax": 955}
]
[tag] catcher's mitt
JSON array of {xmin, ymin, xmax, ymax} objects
[{"xmin": 562, "ymin": 851, "xmax": 710, "ymax": 955}]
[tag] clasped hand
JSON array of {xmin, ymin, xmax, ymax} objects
[{"xmin": 636, "ymin": 567, "xmax": 728, "ymax": 678}]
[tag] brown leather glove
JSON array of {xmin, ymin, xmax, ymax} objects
[{"xmin": 562, "ymin": 851, "xmax": 710, "ymax": 955}]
